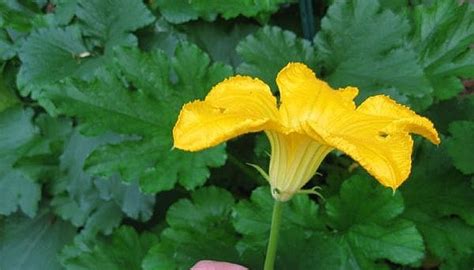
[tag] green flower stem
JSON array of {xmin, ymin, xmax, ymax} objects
[{"xmin": 264, "ymin": 199, "xmax": 283, "ymax": 270}]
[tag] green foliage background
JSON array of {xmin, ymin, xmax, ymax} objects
[{"xmin": 0, "ymin": 0, "xmax": 473, "ymax": 269}]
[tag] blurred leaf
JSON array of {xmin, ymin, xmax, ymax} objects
[
  {"xmin": 0, "ymin": 29, "xmax": 16, "ymax": 60},
  {"xmin": 0, "ymin": 170, "xmax": 41, "ymax": 218},
  {"xmin": 237, "ymin": 26, "xmax": 317, "ymax": 91},
  {"xmin": 411, "ymin": 213, "xmax": 474, "ymax": 269},
  {"xmin": 315, "ymin": 0, "xmax": 431, "ymax": 103},
  {"xmin": 50, "ymin": 0, "xmax": 79, "ymax": 25},
  {"xmin": 76, "ymin": 0, "xmax": 155, "ymax": 51},
  {"xmin": 440, "ymin": 252, "xmax": 474, "ymax": 270},
  {"xmin": 0, "ymin": 71, "xmax": 18, "ymax": 112},
  {"xmin": 412, "ymin": 0, "xmax": 474, "ymax": 100},
  {"xmin": 0, "ymin": 210, "xmax": 76, "ymax": 270},
  {"xmin": 14, "ymin": 114, "xmax": 73, "ymax": 180},
  {"xmin": 426, "ymin": 95, "xmax": 474, "ymax": 134},
  {"xmin": 50, "ymin": 130, "xmax": 155, "ymax": 236},
  {"xmin": 143, "ymin": 187, "xmax": 240, "ymax": 270},
  {"xmin": 42, "ymin": 44, "xmax": 230, "ymax": 193},
  {"xmin": 0, "ymin": 1, "xmax": 37, "ymax": 32},
  {"xmin": 379, "ymin": 0, "xmax": 408, "ymax": 11},
  {"xmin": 0, "ymin": 107, "xmax": 73, "ymax": 217},
  {"xmin": 61, "ymin": 226, "xmax": 157, "ymax": 270},
  {"xmin": 0, "ymin": 106, "xmax": 41, "ymax": 217},
  {"xmin": 445, "ymin": 121, "xmax": 474, "ymax": 174}
]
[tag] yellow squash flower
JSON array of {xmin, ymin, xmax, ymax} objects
[{"xmin": 173, "ymin": 63, "xmax": 440, "ymax": 201}]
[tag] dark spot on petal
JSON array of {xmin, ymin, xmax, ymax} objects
[{"xmin": 378, "ymin": 131, "xmax": 389, "ymax": 139}]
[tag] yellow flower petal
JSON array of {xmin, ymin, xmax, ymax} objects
[
  {"xmin": 276, "ymin": 63, "xmax": 358, "ymax": 133},
  {"xmin": 173, "ymin": 76, "xmax": 281, "ymax": 151},
  {"xmin": 357, "ymin": 95, "xmax": 440, "ymax": 144},
  {"xmin": 305, "ymin": 95, "xmax": 440, "ymax": 189},
  {"xmin": 205, "ymin": 75, "xmax": 279, "ymax": 119}
]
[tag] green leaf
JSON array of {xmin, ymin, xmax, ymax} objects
[
  {"xmin": 43, "ymin": 44, "xmax": 231, "ymax": 193},
  {"xmin": 276, "ymin": 231, "xmax": 383, "ymax": 270},
  {"xmin": 138, "ymin": 18, "xmax": 187, "ymax": 56},
  {"xmin": 76, "ymin": 0, "xmax": 155, "ymax": 50},
  {"xmin": 17, "ymin": 26, "xmax": 91, "ymax": 89},
  {"xmin": 325, "ymin": 175, "xmax": 404, "ymax": 230},
  {"xmin": 0, "ymin": 106, "xmax": 37, "ymax": 160},
  {"xmin": 445, "ymin": 121, "xmax": 474, "ymax": 175},
  {"xmin": 315, "ymin": 0, "xmax": 431, "ymax": 103},
  {"xmin": 402, "ymin": 142, "xmax": 474, "ymax": 225},
  {"xmin": 17, "ymin": 0, "xmax": 155, "ymax": 95},
  {"xmin": 379, "ymin": 0, "xmax": 409, "ymax": 11},
  {"xmin": 0, "ymin": 210, "xmax": 76, "ymax": 270},
  {"xmin": 0, "ymin": 1, "xmax": 37, "ymax": 32},
  {"xmin": 0, "ymin": 29, "xmax": 16, "ymax": 60},
  {"xmin": 412, "ymin": 0, "xmax": 474, "ymax": 100},
  {"xmin": 0, "ymin": 170, "xmax": 41, "ymax": 217},
  {"xmin": 50, "ymin": 130, "xmax": 155, "ymax": 236},
  {"xmin": 408, "ymin": 212, "xmax": 474, "ymax": 269},
  {"xmin": 347, "ymin": 220, "xmax": 425, "ymax": 265},
  {"xmin": 50, "ymin": 131, "xmax": 122, "ymax": 234},
  {"xmin": 325, "ymin": 175, "xmax": 424, "ymax": 265},
  {"xmin": 0, "ymin": 71, "xmax": 18, "ymax": 112},
  {"xmin": 154, "ymin": 0, "xmax": 200, "ymax": 24},
  {"xmin": 61, "ymin": 226, "xmax": 157, "ymax": 270},
  {"xmin": 233, "ymin": 186, "xmax": 322, "ymax": 237},
  {"xmin": 95, "ymin": 176, "xmax": 155, "ymax": 221},
  {"xmin": 14, "ymin": 114, "xmax": 73, "ymax": 181},
  {"xmin": 425, "ymin": 95, "xmax": 474, "ymax": 134},
  {"xmin": 0, "ymin": 107, "xmax": 72, "ymax": 217},
  {"xmin": 237, "ymin": 26, "xmax": 317, "ymax": 91},
  {"xmin": 50, "ymin": 0, "xmax": 78, "ymax": 25},
  {"xmin": 182, "ymin": 21, "xmax": 257, "ymax": 67},
  {"xmin": 155, "ymin": 0, "xmax": 291, "ymax": 24},
  {"xmin": 143, "ymin": 187, "xmax": 240, "ymax": 270},
  {"xmin": 401, "ymin": 141, "xmax": 474, "ymax": 267},
  {"xmin": 191, "ymin": 0, "xmax": 290, "ymax": 20},
  {"xmin": 0, "ymin": 106, "xmax": 41, "ymax": 217}
]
